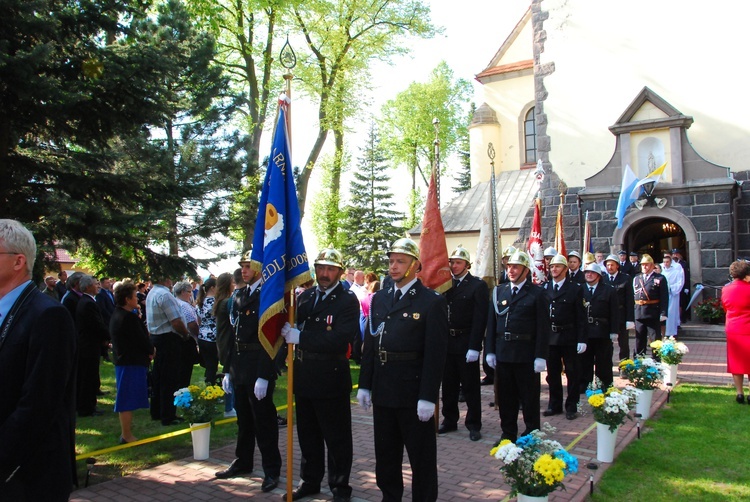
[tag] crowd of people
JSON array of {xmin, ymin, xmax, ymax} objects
[{"xmin": 1, "ymin": 215, "xmax": 712, "ymax": 502}]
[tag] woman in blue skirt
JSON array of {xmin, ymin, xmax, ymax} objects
[{"xmin": 110, "ymin": 282, "xmax": 155, "ymax": 443}]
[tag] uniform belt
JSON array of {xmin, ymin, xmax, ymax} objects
[
  {"xmin": 236, "ymin": 342, "xmax": 262, "ymax": 352},
  {"xmin": 449, "ymin": 328, "xmax": 470, "ymax": 337},
  {"xmin": 378, "ymin": 349, "xmax": 422, "ymax": 363},
  {"xmin": 635, "ymin": 299, "xmax": 659, "ymax": 305},
  {"xmin": 296, "ymin": 349, "xmax": 347, "ymax": 362},
  {"xmin": 550, "ymin": 323, "xmax": 574, "ymax": 332},
  {"xmin": 587, "ymin": 317, "xmax": 608, "ymax": 324},
  {"xmin": 502, "ymin": 332, "xmax": 532, "ymax": 341}
]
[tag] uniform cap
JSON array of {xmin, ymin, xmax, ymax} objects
[
  {"xmin": 583, "ymin": 252, "xmax": 596, "ymax": 265},
  {"xmin": 449, "ymin": 245, "xmax": 471, "ymax": 264},
  {"xmin": 567, "ymin": 250, "xmax": 582, "ymax": 260},
  {"xmin": 388, "ymin": 238, "xmax": 420, "ymax": 260},
  {"xmin": 314, "ymin": 247, "xmax": 345, "ymax": 269},
  {"xmin": 507, "ymin": 250, "xmax": 531, "ymax": 269},
  {"xmin": 549, "ymin": 254, "xmax": 568, "ymax": 267},
  {"xmin": 604, "ymin": 254, "xmax": 620, "ymax": 265},
  {"xmin": 629, "ymin": 251, "xmax": 639, "ymax": 257},
  {"xmin": 543, "ymin": 246, "xmax": 558, "ymax": 257},
  {"xmin": 640, "ymin": 253, "xmax": 655, "ymax": 265},
  {"xmin": 583, "ymin": 262, "xmax": 603, "ymax": 275},
  {"xmin": 618, "ymin": 250, "xmax": 627, "ymax": 255}
]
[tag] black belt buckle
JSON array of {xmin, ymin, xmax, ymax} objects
[
  {"xmin": 503, "ymin": 331, "xmax": 512, "ymax": 341},
  {"xmin": 378, "ymin": 349, "xmax": 388, "ymax": 363},
  {"xmin": 587, "ymin": 317, "xmax": 595, "ymax": 324},
  {"xmin": 551, "ymin": 325, "xmax": 559, "ymax": 333}
]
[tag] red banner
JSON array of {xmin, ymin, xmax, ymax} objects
[
  {"xmin": 526, "ymin": 197, "xmax": 546, "ymax": 284},
  {"xmin": 417, "ymin": 170, "xmax": 452, "ymax": 293},
  {"xmin": 554, "ymin": 198, "xmax": 567, "ymax": 258}
]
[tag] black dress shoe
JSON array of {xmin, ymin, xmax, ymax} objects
[
  {"xmin": 566, "ymin": 411, "xmax": 577, "ymax": 420},
  {"xmin": 542, "ymin": 409, "xmax": 562, "ymax": 417},
  {"xmin": 736, "ymin": 394, "xmax": 745, "ymax": 404},
  {"xmin": 215, "ymin": 459, "xmax": 253, "ymax": 479},
  {"xmin": 480, "ymin": 377, "xmax": 493, "ymax": 386},
  {"xmin": 261, "ymin": 475, "xmax": 279, "ymax": 492},
  {"xmin": 469, "ymin": 430, "xmax": 482, "ymax": 441},
  {"xmin": 282, "ymin": 484, "xmax": 321, "ymax": 501},
  {"xmin": 438, "ymin": 424, "xmax": 457, "ymax": 434}
]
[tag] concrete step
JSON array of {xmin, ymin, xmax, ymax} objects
[{"xmin": 678, "ymin": 321, "xmax": 725, "ymax": 341}]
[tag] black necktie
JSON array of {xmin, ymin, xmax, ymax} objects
[
  {"xmin": 554, "ymin": 284, "xmax": 559, "ymax": 292},
  {"xmin": 453, "ymin": 278, "xmax": 460, "ymax": 289},
  {"xmin": 589, "ymin": 287, "xmax": 594, "ymax": 295},
  {"xmin": 314, "ymin": 290, "xmax": 324, "ymax": 307},
  {"xmin": 393, "ymin": 290, "xmax": 402, "ymax": 305},
  {"xmin": 512, "ymin": 287, "xmax": 518, "ymax": 297},
  {"xmin": 610, "ymin": 275, "xmax": 615, "ymax": 282}
]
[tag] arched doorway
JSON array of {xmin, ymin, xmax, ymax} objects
[{"xmin": 626, "ymin": 217, "xmax": 686, "ymax": 259}]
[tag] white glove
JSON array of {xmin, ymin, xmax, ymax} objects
[
  {"xmin": 466, "ymin": 349, "xmax": 480, "ymax": 363},
  {"xmin": 222, "ymin": 374, "xmax": 232, "ymax": 394},
  {"xmin": 626, "ymin": 321, "xmax": 635, "ymax": 330},
  {"xmin": 659, "ymin": 316, "xmax": 668, "ymax": 322},
  {"xmin": 417, "ymin": 400, "xmax": 435, "ymax": 422},
  {"xmin": 610, "ymin": 333, "xmax": 618, "ymax": 341},
  {"xmin": 282, "ymin": 324, "xmax": 300, "ymax": 344},
  {"xmin": 486, "ymin": 353, "xmax": 497, "ymax": 369},
  {"xmin": 254, "ymin": 378, "xmax": 268, "ymax": 400},
  {"xmin": 683, "ymin": 289, "xmax": 689, "ymax": 294},
  {"xmin": 577, "ymin": 343, "xmax": 587, "ymax": 354},
  {"xmin": 357, "ymin": 388, "xmax": 371, "ymax": 411},
  {"xmin": 534, "ymin": 358, "xmax": 546, "ymax": 373}
]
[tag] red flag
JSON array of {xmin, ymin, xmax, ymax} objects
[
  {"xmin": 526, "ymin": 197, "xmax": 546, "ymax": 284},
  {"xmin": 417, "ymin": 170, "xmax": 452, "ymax": 293},
  {"xmin": 554, "ymin": 198, "xmax": 567, "ymax": 258}
]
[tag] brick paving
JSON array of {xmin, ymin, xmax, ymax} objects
[{"xmin": 70, "ymin": 338, "xmax": 729, "ymax": 502}]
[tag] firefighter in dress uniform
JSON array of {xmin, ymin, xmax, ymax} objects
[
  {"xmin": 542, "ymin": 254, "xmax": 587, "ymax": 420},
  {"xmin": 438, "ymin": 245, "xmax": 488, "ymax": 441},
  {"xmin": 358, "ymin": 238, "xmax": 449, "ymax": 502},
  {"xmin": 633, "ymin": 254, "xmax": 669, "ymax": 356},
  {"xmin": 580, "ymin": 262, "xmax": 619, "ymax": 391},
  {"xmin": 484, "ymin": 250, "xmax": 550, "ymax": 443},
  {"xmin": 280, "ymin": 247, "xmax": 360, "ymax": 502},
  {"xmin": 603, "ymin": 254, "xmax": 635, "ymax": 362}
]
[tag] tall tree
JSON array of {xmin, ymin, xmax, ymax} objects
[
  {"xmin": 379, "ymin": 61, "xmax": 472, "ymax": 225},
  {"xmin": 291, "ymin": 0, "xmax": 436, "ymax": 219},
  {"xmin": 339, "ymin": 124, "xmax": 403, "ymax": 273},
  {"xmin": 453, "ymin": 102, "xmax": 476, "ymax": 195}
]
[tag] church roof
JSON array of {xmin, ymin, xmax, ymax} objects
[{"xmin": 411, "ymin": 169, "xmax": 538, "ymax": 235}]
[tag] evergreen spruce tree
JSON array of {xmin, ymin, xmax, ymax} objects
[
  {"xmin": 340, "ymin": 125, "xmax": 403, "ymax": 274},
  {"xmin": 453, "ymin": 103, "xmax": 475, "ymax": 194}
]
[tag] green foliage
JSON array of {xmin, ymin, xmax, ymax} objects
[
  {"xmin": 593, "ymin": 385, "xmax": 750, "ymax": 501},
  {"xmin": 379, "ymin": 61, "xmax": 473, "ymax": 189},
  {"xmin": 310, "ymin": 153, "xmax": 347, "ymax": 249},
  {"xmin": 339, "ymin": 124, "xmax": 403, "ymax": 274},
  {"xmin": 404, "ymin": 189, "xmax": 425, "ymax": 232}
]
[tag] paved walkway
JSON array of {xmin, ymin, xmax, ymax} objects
[{"xmin": 70, "ymin": 339, "xmax": 730, "ymax": 502}]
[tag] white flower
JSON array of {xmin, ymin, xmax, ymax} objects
[{"xmin": 495, "ymin": 443, "xmax": 523, "ymax": 463}]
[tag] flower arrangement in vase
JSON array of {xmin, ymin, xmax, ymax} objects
[
  {"xmin": 490, "ymin": 426, "xmax": 578, "ymax": 498},
  {"xmin": 618, "ymin": 356, "xmax": 665, "ymax": 390},
  {"xmin": 694, "ymin": 297, "xmax": 724, "ymax": 323},
  {"xmin": 174, "ymin": 382, "xmax": 225, "ymax": 424},
  {"xmin": 650, "ymin": 336, "xmax": 689, "ymax": 365},
  {"xmin": 585, "ymin": 377, "xmax": 639, "ymax": 432}
]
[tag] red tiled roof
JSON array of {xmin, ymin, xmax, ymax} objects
[
  {"xmin": 476, "ymin": 59, "xmax": 533, "ymax": 80},
  {"xmin": 55, "ymin": 248, "xmax": 76, "ymax": 264}
]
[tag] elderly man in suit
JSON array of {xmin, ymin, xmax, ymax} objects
[
  {"xmin": 485, "ymin": 250, "xmax": 550, "ymax": 443},
  {"xmin": 0, "ymin": 220, "xmax": 77, "ymax": 501},
  {"xmin": 76, "ymin": 275, "xmax": 110, "ymax": 416},
  {"xmin": 358, "ymin": 238, "xmax": 448, "ymax": 502},
  {"xmin": 281, "ymin": 247, "xmax": 360, "ymax": 502}
]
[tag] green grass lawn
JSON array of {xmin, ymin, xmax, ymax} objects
[
  {"xmin": 591, "ymin": 384, "xmax": 750, "ymax": 501},
  {"xmin": 76, "ymin": 359, "xmax": 361, "ymax": 487}
]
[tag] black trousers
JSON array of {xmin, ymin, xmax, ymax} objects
[
  {"xmin": 441, "ymin": 353, "xmax": 482, "ymax": 431},
  {"xmin": 373, "ymin": 405, "xmax": 437, "ymax": 502},
  {"xmin": 295, "ymin": 395, "xmax": 353, "ymax": 497},
  {"xmin": 197, "ymin": 338, "xmax": 219, "ymax": 384},
  {"xmin": 546, "ymin": 344, "xmax": 579, "ymax": 413},
  {"xmin": 496, "ymin": 362, "xmax": 540, "ymax": 441},
  {"xmin": 580, "ymin": 337, "xmax": 614, "ymax": 390},
  {"xmin": 149, "ymin": 333, "xmax": 183, "ymax": 424},
  {"xmin": 233, "ymin": 381, "xmax": 281, "ymax": 477},
  {"xmin": 76, "ymin": 352, "xmax": 100, "ymax": 415},
  {"xmin": 616, "ymin": 326, "xmax": 630, "ymax": 360},
  {"xmin": 635, "ymin": 318, "xmax": 661, "ymax": 356}
]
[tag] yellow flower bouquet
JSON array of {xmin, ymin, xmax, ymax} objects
[{"xmin": 173, "ymin": 382, "xmax": 225, "ymax": 424}]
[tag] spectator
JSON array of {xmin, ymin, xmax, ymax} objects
[
  {"xmin": 110, "ymin": 282, "xmax": 154, "ymax": 443},
  {"xmin": 61, "ymin": 271, "xmax": 84, "ymax": 319},
  {"xmin": 720, "ymin": 260, "xmax": 750, "ymax": 404},
  {"xmin": 173, "ymin": 280, "xmax": 200, "ymax": 389},
  {"xmin": 146, "ymin": 275, "xmax": 189, "ymax": 426},
  {"xmin": 0, "ymin": 219, "xmax": 77, "ymax": 500},
  {"xmin": 75, "ymin": 275, "xmax": 110, "ymax": 417},
  {"xmin": 42, "ymin": 275, "xmax": 59, "ymax": 301},
  {"xmin": 196, "ymin": 277, "xmax": 219, "ymax": 384},
  {"xmin": 55, "ymin": 270, "xmax": 68, "ymax": 299}
]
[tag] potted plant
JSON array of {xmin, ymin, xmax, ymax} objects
[
  {"xmin": 618, "ymin": 357, "xmax": 665, "ymax": 419},
  {"xmin": 585, "ymin": 378, "xmax": 639, "ymax": 462},
  {"xmin": 490, "ymin": 426, "xmax": 578, "ymax": 501},
  {"xmin": 174, "ymin": 382, "xmax": 225, "ymax": 460},
  {"xmin": 650, "ymin": 337, "xmax": 689, "ymax": 385},
  {"xmin": 694, "ymin": 297, "xmax": 724, "ymax": 323}
]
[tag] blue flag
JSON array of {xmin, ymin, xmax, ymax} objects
[
  {"xmin": 615, "ymin": 164, "xmax": 640, "ymax": 229},
  {"xmin": 250, "ymin": 95, "xmax": 311, "ymax": 359}
]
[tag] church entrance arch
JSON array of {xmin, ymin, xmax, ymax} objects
[{"xmin": 612, "ymin": 207, "xmax": 701, "ymax": 288}]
